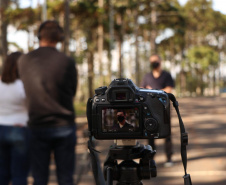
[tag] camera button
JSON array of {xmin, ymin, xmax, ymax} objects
[
  {"xmin": 139, "ymin": 96, "xmax": 145, "ymax": 101},
  {"xmin": 96, "ymin": 98, "xmax": 100, "ymax": 102},
  {"xmin": 145, "ymin": 118, "xmax": 158, "ymax": 132},
  {"xmin": 148, "ymin": 93, "xmax": 155, "ymax": 98},
  {"xmin": 101, "ymin": 98, "xmax": 106, "ymax": 102}
]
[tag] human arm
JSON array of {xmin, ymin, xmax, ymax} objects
[
  {"xmin": 162, "ymin": 86, "xmax": 173, "ymax": 93},
  {"xmin": 162, "ymin": 72, "xmax": 174, "ymax": 93}
]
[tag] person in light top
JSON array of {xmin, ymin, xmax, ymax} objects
[{"xmin": 0, "ymin": 52, "xmax": 30, "ymax": 185}]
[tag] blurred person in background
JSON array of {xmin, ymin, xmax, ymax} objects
[
  {"xmin": 141, "ymin": 54, "xmax": 174, "ymax": 167},
  {"xmin": 18, "ymin": 20, "xmax": 78, "ymax": 185},
  {"xmin": 115, "ymin": 109, "xmax": 134, "ymax": 132},
  {"xmin": 0, "ymin": 52, "xmax": 30, "ymax": 185}
]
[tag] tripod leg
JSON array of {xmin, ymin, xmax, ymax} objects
[
  {"xmin": 88, "ymin": 140, "xmax": 105, "ymax": 185},
  {"xmin": 106, "ymin": 167, "xmax": 113, "ymax": 185}
]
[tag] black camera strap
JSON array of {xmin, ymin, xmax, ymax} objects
[{"xmin": 167, "ymin": 93, "xmax": 192, "ymax": 185}]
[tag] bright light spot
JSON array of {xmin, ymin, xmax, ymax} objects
[
  {"xmin": 19, "ymin": 0, "xmax": 44, "ymax": 8},
  {"xmin": 7, "ymin": 26, "xmax": 28, "ymax": 52}
]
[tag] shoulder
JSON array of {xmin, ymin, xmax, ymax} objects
[
  {"xmin": 162, "ymin": 70, "xmax": 172, "ymax": 77},
  {"xmin": 18, "ymin": 49, "xmax": 39, "ymax": 64},
  {"xmin": 23, "ymin": 48, "xmax": 40, "ymax": 57},
  {"xmin": 67, "ymin": 56, "xmax": 76, "ymax": 65},
  {"xmin": 125, "ymin": 122, "xmax": 134, "ymax": 128},
  {"xmin": 14, "ymin": 79, "xmax": 25, "ymax": 90},
  {"xmin": 14, "ymin": 79, "xmax": 23, "ymax": 85},
  {"xmin": 162, "ymin": 70, "xmax": 170, "ymax": 75},
  {"xmin": 53, "ymin": 50, "xmax": 75, "ymax": 65}
]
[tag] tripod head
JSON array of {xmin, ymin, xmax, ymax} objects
[{"xmin": 104, "ymin": 140, "xmax": 156, "ymax": 185}]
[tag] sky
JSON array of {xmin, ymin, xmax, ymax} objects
[
  {"xmin": 178, "ymin": 0, "xmax": 226, "ymax": 14},
  {"xmin": 7, "ymin": 0, "xmax": 226, "ymax": 52},
  {"xmin": 20, "ymin": 0, "xmax": 226, "ymax": 14}
]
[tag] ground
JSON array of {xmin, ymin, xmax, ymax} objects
[{"xmin": 28, "ymin": 96, "xmax": 226, "ymax": 185}]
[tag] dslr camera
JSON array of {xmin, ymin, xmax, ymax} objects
[{"xmin": 87, "ymin": 78, "xmax": 171, "ymax": 139}]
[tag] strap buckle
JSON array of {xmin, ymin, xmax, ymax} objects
[
  {"xmin": 183, "ymin": 174, "xmax": 192, "ymax": 185},
  {"xmin": 173, "ymin": 100, "xmax": 179, "ymax": 107},
  {"xmin": 181, "ymin": 132, "xmax": 188, "ymax": 146}
]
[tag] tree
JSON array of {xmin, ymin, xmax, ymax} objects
[
  {"xmin": 97, "ymin": 0, "xmax": 104, "ymax": 84},
  {"xmin": 71, "ymin": 0, "xmax": 99, "ymax": 98},
  {"xmin": 63, "ymin": 0, "xmax": 70, "ymax": 55},
  {"xmin": 0, "ymin": 0, "xmax": 10, "ymax": 70},
  {"xmin": 187, "ymin": 46, "xmax": 219, "ymax": 95}
]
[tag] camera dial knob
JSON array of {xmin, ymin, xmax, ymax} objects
[
  {"xmin": 144, "ymin": 118, "xmax": 158, "ymax": 132},
  {"xmin": 95, "ymin": 86, "xmax": 107, "ymax": 95}
]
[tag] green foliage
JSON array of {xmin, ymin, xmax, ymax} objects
[
  {"xmin": 5, "ymin": 7, "xmax": 37, "ymax": 30},
  {"xmin": 183, "ymin": 0, "xmax": 214, "ymax": 33},
  {"xmin": 47, "ymin": 0, "xmax": 64, "ymax": 18},
  {"xmin": 73, "ymin": 52, "xmax": 86, "ymax": 64},
  {"xmin": 74, "ymin": 101, "xmax": 87, "ymax": 116},
  {"xmin": 2, "ymin": 0, "xmax": 226, "ymax": 98},
  {"xmin": 187, "ymin": 46, "xmax": 219, "ymax": 71}
]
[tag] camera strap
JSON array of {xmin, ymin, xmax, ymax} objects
[
  {"xmin": 86, "ymin": 98, "xmax": 106, "ymax": 185},
  {"xmin": 88, "ymin": 139, "xmax": 106, "ymax": 185},
  {"xmin": 167, "ymin": 93, "xmax": 192, "ymax": 185}
]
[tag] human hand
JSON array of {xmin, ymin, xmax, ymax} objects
[{"xmin": 146, "ymin": 85, "xmax": 152, "ymax": 89}]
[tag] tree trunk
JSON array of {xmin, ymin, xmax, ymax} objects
[
  {"xmin": 88, "ymin": 50, "xmax": 94, "ymax": 98},
  {"xmin": 98, "ymin": 0, "xmax": 104, "ymax": 84},
  {"xmin": 107, "ymin": 0, "xmax": 114, "ymax": 84},
  {"xmin": 42, "ymin": 0, "xmax": 47, "ymax": 21},
  {"xmin": 150, "ymin": 9, "xmax": 157, "ymax": 55},
  {"xmin": 87, "ymin": 28, "xmax": 95, "ymax": 98},
  {"xmin": 117, "ymin": 11, "xmax": 125, "ymax": 78},
  {"xmin": 180, "ymin": 70, "xmax": 186, "ymax": 96},
  {"xmin": 0, "ymin": 0, "xmax": 9, "ymax": 72},
  {"xmin": 134, "ymin": 6, "xmax": 140, "ymax": 85},
  {"xmin": 118, "ymin": 40, "xmax": 122, "ymax": 78},
  {"xmin": 63, "ymin": 0, "xmax": 70, "ymax": 56},
  {"xmin": 213, "ymin": 67, "xmax": 216, "ymax": 96}
]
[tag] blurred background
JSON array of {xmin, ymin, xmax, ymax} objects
[
  {"xmin": 1, "ymin": 0, "xmax": 226, "ymax": 113},
  {"xmin": 1, "ymin": 1, "xmax": 226, "ymax": 185}
]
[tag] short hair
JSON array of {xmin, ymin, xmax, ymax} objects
[
  {"xmin": 1, "ymin": 52, "xmax": 22, "ymax": 83},
  {"xmin": 150, "ymin": 54, "xmax": 161, "ymax": 61},
  {"xmin": 117, "ymin": 109, "xmax": 126, "ymax": 115},
  {"xmin": 38, "ymin": 20, "xmax": 64, "ymax": 43}
]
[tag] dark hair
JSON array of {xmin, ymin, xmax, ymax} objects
[
  {"xmin": 38, "ymin": 20, "xmax": 64, "ymax": 43},
  {"xmin": 1, "ymin": 52, "xmax": 22, "ymax": 83},
  {"xmin": 117, "ymin": 109, "xmax": 126, "ymax": 115}
]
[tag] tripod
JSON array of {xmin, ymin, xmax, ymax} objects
[{"xmin": 103, "ymin": 140, "xmax": 157, "ymax": 185}]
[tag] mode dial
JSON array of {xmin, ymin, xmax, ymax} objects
[{"xmin": 95, "ymin": 86, "xmax": 107, "ymax": 95}]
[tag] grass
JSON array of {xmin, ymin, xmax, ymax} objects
[{"xmin": 74, "ymin": 101, "xmax": 87, "ymax": 117}]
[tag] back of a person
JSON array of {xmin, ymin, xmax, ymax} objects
[
  {"xmin": 18, "ymin": 47, "xmax": 76, "ymax": 127},
  {"xmin": 0, "ymin": 52, "xmax": 30, "ymax": 185},
  {"xmin": 0, "ymin": 79, "xmax": 27, "ymax": 125},
  {"xmin": 17, "ymin": 20, "xmax": 77, "ymax": 185}
]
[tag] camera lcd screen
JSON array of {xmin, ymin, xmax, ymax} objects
[{"xmin": 101, "ymin": 107, "xmax": 140, "ymax": 133}]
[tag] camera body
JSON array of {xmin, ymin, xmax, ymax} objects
[{"xmin": 87, "ymin": 78, "xmax": 171, "ymax": 139}]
